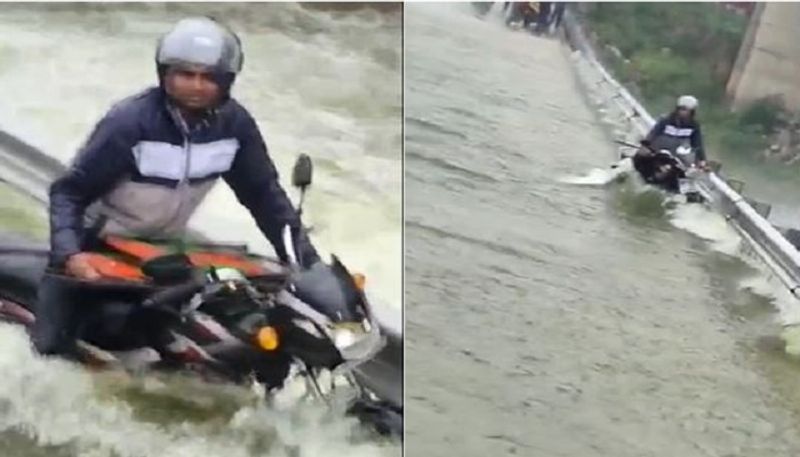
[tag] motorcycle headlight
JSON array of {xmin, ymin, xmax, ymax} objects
[
  {"xmin": 333, "ymin": 327, "xmax": 356, "ymax": 349},
  {"xmin": 331, "ymin": 321, "xmax": 385, "ymax": 364}
]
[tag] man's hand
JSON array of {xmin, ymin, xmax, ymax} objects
[
  {"xmin": 638, "ymin": 139, "xmax": 654, "ymax": 156},
  {"xmin": 65, "ymin": 252, "xmax": 102, "ymax": 281},
  {"xmin": 696, "ymin": 160, "xmax": 709, "ymax": 171}
]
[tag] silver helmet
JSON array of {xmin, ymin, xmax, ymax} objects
[
  {"xmin": 676, "ymin": 95, "xmax": 699, "ymax": 110},
  {"xmin": 156, "ymin": 17, "xmax": 243, "ymax": 76}
]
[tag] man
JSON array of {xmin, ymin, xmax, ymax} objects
[
  {"xmin": 641, "ymin": 95, "xmax": 707, "ymax": 170},
  {"xmin": 34, "ymin": 16, "xmax": 319, "ymax": 356},
  {"xmin": 631, "ymin": 95, "xmax": 707, "ymax": 194},
  {"xmin": 534, "ymin": 2, "xmax": 552, "ymax": 35},
  {"xmin": 506, "ymin": 2, "xmax": 539, "ymax": 29},
  {"xmin": 550, "ymin": 3, "xmax": 566, "ymax": 32}
]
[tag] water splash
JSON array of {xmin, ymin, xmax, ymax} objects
[
  {"xmin": 667, "ymin": 203, "xmax": 741, "ymax": 255},
  {"xmin": 559, "ymin": 159, "xmax": 631, "ymax": 186},
  {"xmin": 0, "ymin": 324, "xmax": 394, "ymax": 457}
]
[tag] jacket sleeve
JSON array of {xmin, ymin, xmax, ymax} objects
[
  {"xmin": 644, "ymin": 117, "xmax": 667, "ymax": 144},
  {"xmin": 691, "ymin": 124, "xmax": 706, "ymax": 161},
  {"xmin": 224, "ymin": 110, "xmax": 320, "ymax": 267},
  {"xmin": 49, "ymin": 109, "xmax": 138, "ymax": 267}
]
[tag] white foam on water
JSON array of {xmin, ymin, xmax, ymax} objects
[
  {"xmin": 666, "ymin": 186, "xmax": 800, "ymax": 331},
  {"xmin": 0, "ymin": 324, "xmax": 389, "ymax": 457},
  {"xmin": 781, "ymin": 325, "xmax": 800, "ymax": 357},
  {"xmin": 664, "ymin": 180, "xmax": 800, "ymax": 352},
  {"xmin": 558, "ymin": 162, "xmax": 629, "ymax": 186},
  {"xmin": 737, "ymin": 275, "xmax": 800, "ymax": 327},
  {"xmin": 667, "ymin": 203, "xmax": 742, "ymax": 256}
]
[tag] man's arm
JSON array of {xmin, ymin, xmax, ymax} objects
[
  {"xmin": 644, "ymin": 117, "xmax": 667, "ymax": 145},
  {"xmin": 49, "ymin": 110, "xmax": 137, "ymax": 268},
  {"xmin": 223, "ymin": 110, "xmax": 320, "ymax": 267}
]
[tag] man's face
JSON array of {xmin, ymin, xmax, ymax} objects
[
  {"xmin": 677, "ymin": 107, "xmax": 691, "ymax": 120},
  {"xmin": 164, "ymin": 64, "xmax": 221, "ymax": 110}
]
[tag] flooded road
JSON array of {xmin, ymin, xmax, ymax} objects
[{"xmin": 406, "ymin": 4, "xmax": 800, "ymax": 456}]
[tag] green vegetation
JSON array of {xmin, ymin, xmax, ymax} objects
[
  {"xmin": 0, "ymin": 182, "xmax": 47, "ymax": 240},
  {"xmin": 581, "ymin": 3, "xmax": 789, "ymax": 166}
]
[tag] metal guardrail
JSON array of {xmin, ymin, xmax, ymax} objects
[
  {"xmin": 562, "ymin": 9, "xmax": 800, "ymax": 299},
  {"xmin": 0, "ymin": 130, "xmax": 65, "ymax": 203}
]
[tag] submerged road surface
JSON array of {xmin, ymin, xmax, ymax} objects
[{"xmin": 406, "ymin": 4, "xmax": 800, "ymax": 456}]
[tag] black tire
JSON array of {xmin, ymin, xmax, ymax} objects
[
  {"xmin": 347, "ymin": 396, "xmax": 403, "ymax": 437},
  {"xmin": 685, "ymin": 192, "xmax": 704, "ymax": 204}
]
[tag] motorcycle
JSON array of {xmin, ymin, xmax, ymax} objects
[
  {"xmin": 0, "ymin": 154, "xmax": 402, "ymax": 437},
  {"xmin": 629, "ymin": 141, "xmax": 706, "ymax": 203},
  {"xmin": 505, "ymin": 2, "xmax": 541, "ymax": 31}
]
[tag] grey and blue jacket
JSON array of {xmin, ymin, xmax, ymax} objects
[
  {"xmin": 49, "ymin": 87, "xmax": 319, "ymax": 268},
  {"xmin": 645, "ymin": 112, "xmax": 705, "ymax": 161}
]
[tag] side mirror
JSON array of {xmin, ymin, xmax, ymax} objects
[{"xmin": 292, "ymin": 154, "xmax": 313, "ymax": 190}]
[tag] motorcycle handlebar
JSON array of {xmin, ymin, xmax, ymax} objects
[{"xmin": 142, "ymin": 276, "xmax": 205, "ymax": 310}]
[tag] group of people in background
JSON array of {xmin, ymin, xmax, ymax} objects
[{"xmin": 503, "ymin": 2, "xmax": 566, "ymax": 35}]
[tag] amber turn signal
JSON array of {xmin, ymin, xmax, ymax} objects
[{"xmin": 255, "ymin": 326, "xmax": 279, "ymax": 351}]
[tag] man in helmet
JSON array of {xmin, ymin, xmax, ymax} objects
[
  {"xmin": 640, "ymin": 95, "xmax": 707, "ymax": 170},
  {"xmin": 34, "ymin": 17, "xmax": 319, "ymax": 356}
]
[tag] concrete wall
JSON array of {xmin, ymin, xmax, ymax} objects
[{"xmin": 727, "ymin": 2, "xmax": 800, "ymax": 112}]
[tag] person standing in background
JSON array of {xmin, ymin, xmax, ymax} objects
[{"xmin": 550, "ymin": 2, "xmax": 566, "ymax": 33}]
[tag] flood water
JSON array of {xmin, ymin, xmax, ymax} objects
[{"xmin": 406, "ymin": 4, "xmax": 800, "ymax": 456}]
